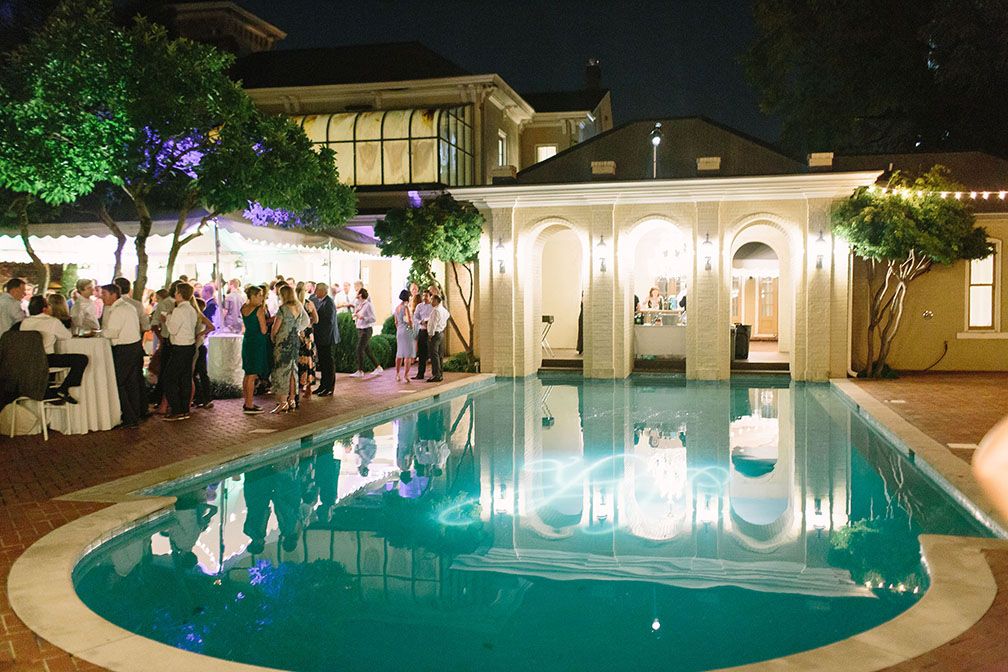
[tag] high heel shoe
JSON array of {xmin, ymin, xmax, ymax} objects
[{"xmin": 270, "ymin": 401, "xmax": 290, "ymax": 413}]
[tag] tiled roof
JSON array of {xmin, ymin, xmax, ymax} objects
[
  {"xmin": 232, "ymin": 41, "xmax": 471, "ymax": 89},
  {"xmin": 522, "ymin": 89, "xmax": 609, "ymax": 114}
]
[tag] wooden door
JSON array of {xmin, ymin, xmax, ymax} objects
[{"xmin": 757, "ymin": 277, "xmax": 778, "ymax": 337}]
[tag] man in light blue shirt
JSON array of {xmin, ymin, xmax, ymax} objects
[{"xmin": 0, "ymin": 277, "xmax": 27, "ymax": 335}]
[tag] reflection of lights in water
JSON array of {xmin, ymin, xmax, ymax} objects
[
  {"xmin": 651, "ymin": 618, "xmax": 661, "ymax": 632},
  {"xmin": 646, "ymin": 448, "xmax": 687, "ymax": 501}
]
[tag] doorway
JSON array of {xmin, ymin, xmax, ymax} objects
[{"xmin": 731, "ymin": 241, "xmax": 787, "ymax": 365}]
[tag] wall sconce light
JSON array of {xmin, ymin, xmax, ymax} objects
[
  {"xmin": 597, "ymin": 234, "xmax": 608, "ymax": 273},
  {"xmin": 701, "ymin": 232, "xmax": 713, "ymax": 271},
  {"xmin": 814, "ymin": 229, "xmax": 827, "ymax": 269},
  {"xmin": 496, "ymin": 236, "xmax": 506, "ymax": 275}
]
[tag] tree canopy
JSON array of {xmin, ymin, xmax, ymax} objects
[
  {"xmin": 374, "ymin": 193, "xmax": 483, "ymax": 366},
  {"xmin": 0, "ymin": 0, "xmax": 128, "ymax": 289},
  {"xmin": 832, "ymin": 166, "xmax": 992, "ymax": 376},
  {"xmin": 744, "ymin": 0, "xmax": 1008, "ymax": 156},
  {"xmin": 374, "ymin": 193, "xmax": 482, "ymax": 287}
]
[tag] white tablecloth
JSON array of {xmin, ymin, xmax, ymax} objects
[
  {"xmin": 49, "ymin": 337, "xmax": 122, "ymax": 434},
  {"xmin": 207, "ymin": 333, "xmax": 244, "ymax": 387}
]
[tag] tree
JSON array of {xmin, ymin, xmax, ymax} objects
[
  {"xmin": 0, "ymin": 0, "xmax": 128, "ymax": 290},
  {"xmin": 108, "ymin": 17, "xmax": 243, "ymax": 299},
  {"xmin": 832, "ymin": 166, "xmax": 992, "ymax": 377},
  {"xmin": 374, "ymin": 193, "xmax": 483, "ymax": 367},
  {"xmin": 743, "ymin": 0, "xmax": 1008, "ymax": 156}
]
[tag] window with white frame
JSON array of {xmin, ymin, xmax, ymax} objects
[
  {"xmin": 967, "ymin": 238, "xmax": 1000, "ymax": 330},
  {"xmin": 536, "ymin": 144, "xmax": 558, "ymax": 162},
  {"xmin": 498, "ymin": 130, "xmax": 508, "ymax": 167}
]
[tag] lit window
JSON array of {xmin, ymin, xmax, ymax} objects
[
  {"xmin": 536, "ymin": 144, "xmax": 558, "ymax": 162},
  {"xmin": 290, "ymin": 106, "xmax": 473, "ymax": 187},
  {"xmin": 967, "ymin": 239, "xmax": 999, "ymax": 329},
  {"xmin": 498, "ymin": 130, "xmax": 508, "ymax": 167}
]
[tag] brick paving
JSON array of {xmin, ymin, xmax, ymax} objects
[
  {"xmin": 0, "ymin": 371, "xmax": 473, "ymax": 671},
  {"xmin": 2, "ymin": 371, "xmax": 1008, "ymax": 671}
]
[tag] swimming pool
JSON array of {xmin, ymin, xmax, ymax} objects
[{"xmin": 73, "ymin": 375, "xmax": 992, "ymax": 672}]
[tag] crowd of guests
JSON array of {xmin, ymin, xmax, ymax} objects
[{"xmin": 0, "ymin": 272, "xmax": 452, "ymax": 429}]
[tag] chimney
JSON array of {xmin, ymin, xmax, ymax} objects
[
  {"xmin": 586, "ymin": 58, "xmax": 601, "ymax": 90},
  {"xmin": 808, "ymin": 152, "xmax": 834, "ymax": 171},
  {"xmin": 591, "ymin": 160, "xmax": 616, "ymax": 179}
]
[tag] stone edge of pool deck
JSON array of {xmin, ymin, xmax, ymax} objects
[{"xmin": 5, "ymin": 372, "xmax": 1008, "ymax": 672}]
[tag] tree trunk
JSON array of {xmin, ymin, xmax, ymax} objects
[
  {"xmin": 862, "ymin": 250, "xmax": 933, "ymax": 378},
  {"xmin": 131, "ymin": 192, "xmax": 153, "ymax": 300},
  {"xmin": 447, "ymin": 260, "xmax": 476, "ymax": 367},
  {"xmin": 164, "ymin": 192, "xmax": 201, "ymax": 287},
  {"xmin": 12, "ymin": 196, "xmax": 50, "ymax": 292},
  {"xmin": 97, "ymin": 202, "xmax": 126, "ymax": 279}
]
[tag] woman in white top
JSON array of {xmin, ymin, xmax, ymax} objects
[{"xmin": 350, "ymin": 287, "xmax": 382, "ymax": 378}]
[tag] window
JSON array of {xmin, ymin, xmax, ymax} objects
[
  {"xmin": 536, "ymin": 144, "xmax": 558, "ymax": 162},
  {"xmin": 967, "ymin": 239, "xmax": 1000, "ymax": 330},
  {"xmin": 290, "ymin": 106, "xmax": 474, "ymax": 187},
  {"xmin": 497, "ymin": 130, "xmax": 508, "ymax": 167}
]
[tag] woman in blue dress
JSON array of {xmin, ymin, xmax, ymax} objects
[
  {"xmin": 240, "ymin": 286, "xmax": 269, "ymax": 414},
  {"xmin": 270, "ymin": 285, "xmax": 304, "ymax": 412},
  {"xmin": 393, "ymin": 289, "xmax": 416, "ymax": 382}
]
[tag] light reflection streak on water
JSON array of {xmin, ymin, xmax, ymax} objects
[{"xmin": 437, "ymin": 453, "xmax": 730, "ymax": 530}]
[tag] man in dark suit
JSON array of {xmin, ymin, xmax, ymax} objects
[{"xmin": 312, "ymin": 283, "xmax": 339, "ymax": 396}]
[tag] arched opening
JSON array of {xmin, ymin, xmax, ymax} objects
[
  {"xmin": 534, "ymin": 224, "xmax": 585, "ymax": 367},
  {"xmin": 627, "ymin": 219, "xmax": 690, "ymax": 370},
  {"xmin": 729, "ymin": 223, "xmax": 793, "ymax": 370}
]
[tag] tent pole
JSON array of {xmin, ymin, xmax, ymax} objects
[
  {"xmin": 328, "ymin": 238, "xmax": 333, "ymax": 287},
  {"xmin": 214, "ymin": 218, "xmax": 223, "ymax": 313}
]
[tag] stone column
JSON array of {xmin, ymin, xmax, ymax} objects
[
  {"xmin": 795, "ymin": 198, "xmax": 834, "ymax": 381},
  {"xmin": 585, "ymin": 204, "xmax": 619, "ymax": 378},
  {"xmin": 688, "ymin": 202, "xmax": 729, "ymax": 379},
  {"xmin": 486, "ymin": 206, "xmax": 518, "ymax": 376}
]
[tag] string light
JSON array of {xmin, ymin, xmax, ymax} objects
[{"xmin": 867, "ymin": 184, "xmax": 1006, "ymax": 201}]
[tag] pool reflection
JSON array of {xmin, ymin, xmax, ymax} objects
[{"xmin": 76, "ymin": 377, "xmax": 990, "ymax": 672}]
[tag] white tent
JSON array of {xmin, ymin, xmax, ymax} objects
[{"xmin": 0, "ymin": 212, "xmax": 395, "ymax": 290}]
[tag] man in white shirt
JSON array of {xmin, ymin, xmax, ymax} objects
[
  {"xmin": 101, "ymin": 283, "xmax": 145, "ymax": 428},
  {"xmin": 221, "ymin": 278, "xmax": 245, "ymax": 333},
  {"xmin": 21, "ymin": 295, "xmax": 88, "ymax": 404},
  {"xmin": 163, "ymin": 283, "xmax": 197, "ymax": 421},
  {"xmin": 114, "ymin": 277, "xmax": 151, "ymax": 333},
  {"xmin": 0, "ymin": 277, "xmax": 27, "ymax": 335},
  {"xmin": 426, "ymin": 295, "xmax": 449, "ymax": 383},
  {"xmin": 332, "ymin": 281, "xmax": 352, "ymax": 313},
  {"xmin": 70, "ymin": 279, "xmax": 101, "ymax": 333},
  {"xmin": 412, "ymin": 290, "xmax": 433, "ymax": 380}
]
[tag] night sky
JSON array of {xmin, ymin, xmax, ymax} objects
[{"xmin": 238, "ymin": 0, "xmax": 778, "ymax": 143}]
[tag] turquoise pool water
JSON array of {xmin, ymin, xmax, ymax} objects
[{"xmin": 74, "ymin": 375, "xmax": 991, "ymax": 672}]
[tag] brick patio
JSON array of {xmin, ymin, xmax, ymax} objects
[{"xmin": 2, "ymin": 371, "xmax": 1007, "ymax": 671}]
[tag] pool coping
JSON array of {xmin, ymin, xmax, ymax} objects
[{"xmin": 8, "ymin": 374, "xmax": 1008, "ymax": 672}]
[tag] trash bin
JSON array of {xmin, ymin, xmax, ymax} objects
[{"xmin": 734, "ymin": 324, "xmax": 751, "ymax": 359}]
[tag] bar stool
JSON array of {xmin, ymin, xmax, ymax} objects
[{"xmin": 541, "ymin": 315, "xmax": 555, "ymax": 357}]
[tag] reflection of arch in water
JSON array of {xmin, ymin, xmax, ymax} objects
[
  {"xmin": 726, "ymin": 390, "xmax": 798, "ymax": 552},
  {"xmin": 519, "ymin": 381, "xmax": 586, "ymax": 539},
  {"xmin": 621, "ymin": 441, "xmax": 690, "ymax": 541}
]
